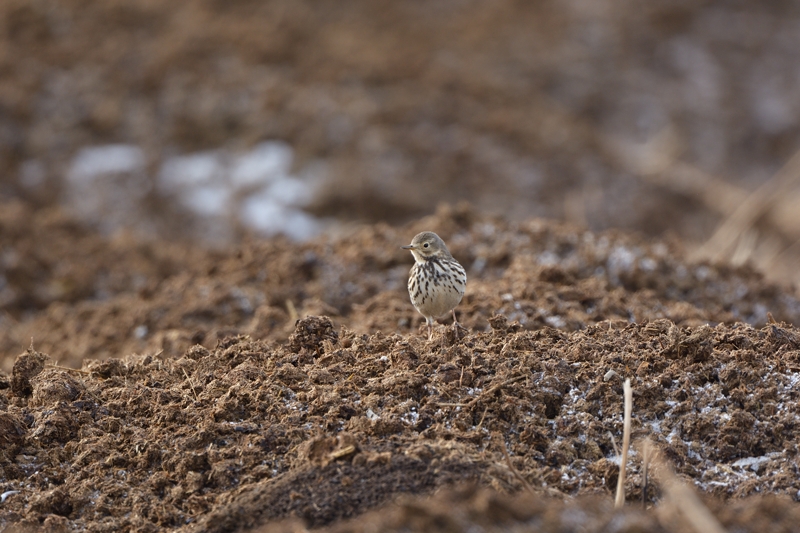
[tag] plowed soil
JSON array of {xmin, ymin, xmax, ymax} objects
[
  {"xmin": 2, "ymin": 203, "xmax": 800, "ymax": 532},
  {"xmin": 4, "ymin": 0, "xmax": 800, "ymax": 531}
]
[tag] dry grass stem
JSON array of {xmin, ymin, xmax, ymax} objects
[
  {"xmin": 652, "ymin": 447, "xmax": 727, "ymax": 533},
  {"xmin": 607, "ymin": 431, "xmax": 620, "ymax": 457},
  {"xmin": 524, "ymin": 95, "xmax": 800, "ymax": 283},
  {"xmin": 698, "ymin": 147, "xmax": 800, "ymax": 262},
  {"xmin": 639, "ymin": 439, "xmax": 654, "ymax": 509},
  {"xmin": 495, "ymin": 433, "xmax": 536, "ymax": 494},
  {"xmin": 45, "ymin": 364, "xmax": 90, "ymax": 375},
  {"xmin": 329, "ymin": 445, "xmax": 356, "ymax": 460},
  {"xmin": 463, "ymin": 374, "xmax": 527, "ymax": 408},
  {"xmin": 183, "ymin": 368, "xmax": 199, "ymax": 402},
  {"xmin": 614, "ymin": 378, "xmax": 632, "ymax": 508},
  {"xmin": 286, "ymin": 299, "xmax": 299, "ymax": 322}
]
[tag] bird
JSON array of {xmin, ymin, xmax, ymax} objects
[{"xmin": 402, "ymin": 231, "xmax": 467, "ymax": 340}]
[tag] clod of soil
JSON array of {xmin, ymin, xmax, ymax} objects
[{"xmin": 10, "ymin": 349, "xmax": 47, "ymax": 398}]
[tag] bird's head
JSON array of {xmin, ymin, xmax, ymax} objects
[{"xmin": 402, "ymin": 231, "xmax": 452, "ymax": 263}]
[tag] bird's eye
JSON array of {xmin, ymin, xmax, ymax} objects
[{"xmin": 423, "ymin": 243, "xmax": 429, "ymax": 248}]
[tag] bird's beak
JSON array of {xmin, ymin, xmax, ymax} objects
[{"xmin": 401, "ymin": 244, "xmax": 414, "ymax": 250}]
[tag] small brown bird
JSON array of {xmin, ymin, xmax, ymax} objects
[{"xmin": 402, "ymin": 231, "xmax": 467, "ymax": 340}]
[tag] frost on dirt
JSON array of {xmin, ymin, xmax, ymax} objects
[{"xmin": 731, "ymin": 453, "xmax": 782, "ymax": 471}]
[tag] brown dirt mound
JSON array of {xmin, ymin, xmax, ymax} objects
[
  {"xmin": 2, "ymin": 317, "xmax": 800, "ymax": 531},
  {"xmin": 2, "ymin": 202, "xmax": 798, "ymax": 371},
  {"xmin": 2, "ymin": 203, "xmax": 800, "ymax": 531}
]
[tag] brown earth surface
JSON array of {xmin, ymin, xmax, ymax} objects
[
  {"xmin": 2, "ymin": 203, "xmax": 800, "ymax": 532},
  {"xmin": 4, "ymin": 1, "xmax": 800, "ymax": 530},
  {"xmin": 4, "ymin": 0, "xmax": 800, "ymax": 282}
]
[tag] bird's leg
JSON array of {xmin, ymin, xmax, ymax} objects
[
  {"xmin": 452, "ymin": 309, "xmax": 459, "ymax": 340},
  {"xmin": 427, "ymin": 317, "xmax": 434, "ymax": 341}
]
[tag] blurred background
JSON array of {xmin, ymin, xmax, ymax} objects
[{"xmin": 2, "ymin": 0, "xmax": 800, "ymax": 282}]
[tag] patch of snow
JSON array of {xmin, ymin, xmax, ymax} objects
[
  {"xmin": 67, "ymin": 145, "xmax": 145, "ymax": 183},
  {"xmin": 60, "ymin": 141, "xmax": 324, "ymax": 241}
]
